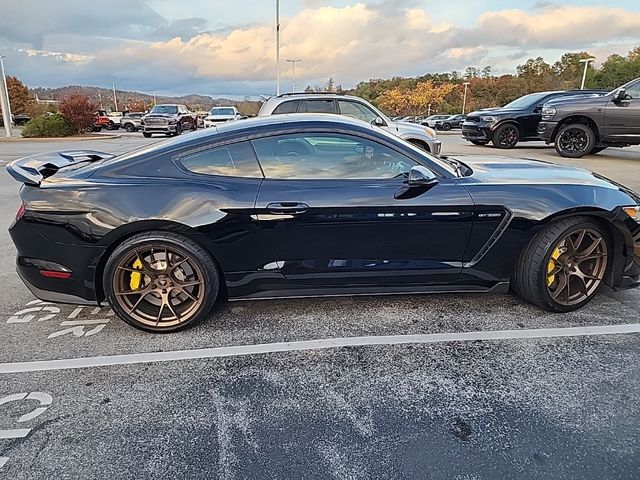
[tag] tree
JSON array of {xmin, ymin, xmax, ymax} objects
[
  {"xmin": 516, "ymin": 57, "xmax": 554, "ymax": 92},
  {"xmin": 552, "ymin": 52, "xmax": 593, "ymax": 89},
  {"xmin": 59, "ymin": 94, "xmax": 97, "ymax": 133},
  {"xmin": 125, "ymin": 99, "xmax": 150, "ymax": 112},
  {"xmin": 378, "ymin": 80, "xmax": 455, "ymax": 115},
  {"xmin": 5, "ymin": 76, "xmax": 35, "ymax": 115}
]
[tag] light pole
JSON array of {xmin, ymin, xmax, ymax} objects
[
  {"xmin": 276, "ymin": 0, "xmax": 280, "ymax": 95},
  {"xmin": 579, "ymin": 57, "xmax": 596, "ymax": 90},
  {"xmin": 286, "ymin": 59, "xmax": 301, "ymax": 92},
  {"xmin": 153, "ymin": 91, "xmax": 157, "ymax": 106},
  {"xmin": 462, "ymin": 82, "xmax": 470, "ymax": 114},
  {"xmin": 0, "ymin": 56, "xmax": 13, "ymax": 137},
  {"xmin": 112, "ymin": 82, "xmax": 118, "ymax": 111}
]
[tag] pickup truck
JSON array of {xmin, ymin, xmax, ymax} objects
[
  {"xmin": 141, "ymin": 104, "xmax": 197, "ymax": 137},
  {"xmin": 538, "ymin": 77, "xmax": 640, "ymax": 158}
]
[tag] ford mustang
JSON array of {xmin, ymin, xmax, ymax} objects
[{"xmin": 6, "ymin": 114, "xmax": 640, "ymax": 332}]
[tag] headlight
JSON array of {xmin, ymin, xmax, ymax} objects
[
  {"xmin": 424, "ymin": 127, "xmax": 436, "ymax": 138},
  {"xmin": 480, "ymin": 115, "xmax": 497, "ymax": 123},
  {"xmin": 623, "ymin": 206, "xmax": 640, "ymax": 222},
  {"xmin": 542, "ymin": 106, "xmax": 556, "ymax": 120}
]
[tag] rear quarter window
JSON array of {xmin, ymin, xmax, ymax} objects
[
  {"xmin": 179, "ymin": 142, "xmax": 263, "ymax": 178},
  {"xmin": 272, "ymin": 100, "xmax": 300, "ymax": 114}
]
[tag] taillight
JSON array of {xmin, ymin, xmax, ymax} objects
[{"xmin": 16, "ymin": 202, "xmax": 26, "ymax": 221}]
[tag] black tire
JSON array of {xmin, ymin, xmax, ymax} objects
[
  {"xmin": 124, "ymin": 123, "xmax": 135, "ymax": 133},
  {"xmin": 94, "ymin": 126, "xmax": 102, "ymax": 132},
  {"xmin": 513, "ymin": 217, "xmax": 609, "ymax": 312},
  {"xmin": 442, "ymin": 123, "xmax": 451, "ymax": 131},
  {"xmin": 589, "ymin": 146, "xmax": 607, "ymax": 155},
  {"xmin": 173, "ymin": 124, "xmax": 182, "ymax": 136},
  {"xmin": 554, "ymin": 124, "xmax": 595, "ymax": 158},
  {"xmin": 470, "ymin": 140, "xmax": 487, "ymax": 146},
  {"xmin": 106, "ymin": 121, "xmax": 115, "ymax": 131},
  {"xmin": 491, "ymin": 123, "xmax": 520, "ymax": 149},
  {"xmin": 143, "ymin": 132, "xmax": 152, "ymax": 138},
  {"xmin": 103, "ymin": 231, "xmax": 220, "ymax": 333},
  {"xmin": 191, "ymin": 118, "xmax": 197, "ymax": 131}
]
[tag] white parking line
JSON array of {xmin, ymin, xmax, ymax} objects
[{"xmin": 1, "ymin": 323, "xmax": 640, "ymax": 374}]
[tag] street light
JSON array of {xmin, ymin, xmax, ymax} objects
[
  {"xmin": 462, "ymin": 82, "xmax": 470, "ymax": 114},
  {"xmin": 276, "ymin": 0, "xmax": 280, "ymax": 95},
  {"xmin": 579, "ymin": 57, "xmax": 596, "ymax": 90},
  {"xmin": 0, "ymin": 56, "xmax": 13, "ymax": 137},
  {"xmin": 286, "ymin": 59, "xmax": 302, "ymax": 92}
]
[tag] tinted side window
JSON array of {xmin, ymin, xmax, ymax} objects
[
  {"xmin": 626, "ymin": 81, "xmax": 640, "ymax": 98},
  {"xmin": 252, "ymin": 133, "xmax": 417, "ymax": 180},
  {"xmin": 272, "ymin": 100, "xmax": 300, "ymax": 114},
  {"xmin": 180, "ymin": 142, "xmax": 263, "ymax": 178},
  {"xmin": 338, "ymin": 100, "xmax": 378, "ymax": 123},
  {"xmin": 300, "ymin": 99, "xmax": 337, "ymax": 113}
]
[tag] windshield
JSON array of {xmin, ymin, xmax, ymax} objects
[
  {"xmin": 150, "ymin": 105, "xmax": 178, "ymax": 114},
  {"xmin": 210, "ymin": 108, "xmax": 236, "ymax": 116},
  {"xmin": 502, "ymin": 92, "xmax": 551, "ymax": 109}
]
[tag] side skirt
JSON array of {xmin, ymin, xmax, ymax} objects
[{"xmin": 228, "ymin": 281, "xmax": 510, "ymax": 302}]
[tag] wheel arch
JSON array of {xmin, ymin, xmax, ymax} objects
[
  {"xmin": 92, "ymin": 220, "xmax": 226, "ymax": 302},
  {"xmin": 534, "ymin": 207, "xmax": 624, "ymax": 288},
  {"xmin": 550, "ymin": 115, "xmax": 600, "ymax": 143},
  {"xmin": 492, "ymin": 119, "xmax": 522, "ymax": 134},
  {"xmin": 406, "ymin": 138, "xmax": 431, "ymax": 152}
]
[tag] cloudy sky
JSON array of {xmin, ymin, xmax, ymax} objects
[{"xmin": 1, "ymin": 0, "xmax": 639, "ymax": 97}]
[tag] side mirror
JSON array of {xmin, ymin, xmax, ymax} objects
[
  {"xmin": 408, "ymin": 166, "xmax": 438, "ymax": 186},
  {"xmin": 613, "ymin": 87, "xmax": 628, "ymax": 102},
  {"xmin": 372, "ymin": 116, "xmax": 386, "ymax": 127}
]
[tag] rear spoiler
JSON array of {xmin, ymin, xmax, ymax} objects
[{"xmin": 5, "ymin": 150, "xmax": 115, "ymax": 186}]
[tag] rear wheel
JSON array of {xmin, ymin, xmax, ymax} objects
[
  {"xmin": 442, "ymin": 123, "xmax": 451, "ymax": 131},
  {"xmin": 104, "ymin": 232, "xmax": 220, "ymax": 333},
  {"xmin": 513, "ymin": 217, "xmax": 609, "ymax": 312},
  {"xmin": 555, "ymin": 124, "xmax": 595, "ymax": 158},
  {"xmin": 491, "ymin": 124, "xmax": 519, "ymax": 149},
  {"xmin": 124, "ymin": 123, "xmax": 135, "ymax": 132}
]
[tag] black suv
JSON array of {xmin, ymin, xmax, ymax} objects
[
  {"xmin": 538, "ymin": 77, "xmax": 640, "ymax": 158},
  {"xmin": 462, "ymin": 90, "xmax": 605, "ymax": 149}
]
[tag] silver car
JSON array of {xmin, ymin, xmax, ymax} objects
[
  {"xmin": 120, "ymin": 112, "xmax": 145, "ymax": 132},
  {"xmin": 258, "ymin": 94, "xmax": 442, "ymax": 155}
]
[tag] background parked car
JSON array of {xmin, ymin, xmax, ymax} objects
[
  {"xmin": 462, "ymin": 89, "xmax": 606, "ymax": 148},
  {"xmin": 422, "ymin": 115, "xmax": 450, "ymax": 127},
  {"xmin": 120, "ymin": 112, "xmax": 145, "ymax": 132},
  {"xmin": 203, "ymin": 106, "xmax": 242, "ymax": 128},
  {"xmin": 434, "ymin": 114, "xmax": 466, "ymax": 131},
  {"xmin": 90, "ymin": 111, "xmax": 111, "ymax": 132},
  {"xmin": 259, "ymin": 93, "xmax": 441, "ymax": 154},
  {"xmin": 141, "ymin": 104, "xmax": 197, "ymax": 137},
  {"xmin": 538, "ymin": 77, "xmax": 640, "ymax": 158}
]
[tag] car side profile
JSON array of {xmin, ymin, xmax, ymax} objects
[
  {"xmin": 6, "ymin": 115, "xmax": 640, "ymax": 333},
  {"xmin": 538, "ymin": 77, "xmax": 640, "ymax": 158},
  {"xmin": 434, "ymin": 114, "xmax": 466, "ymax": 131},
  {"xmin": 462, "ymin": 90, "xmax": 606, "ymax": 148},
  {"xmin": 259, "ymin": 93, "xmax": 442, "ymax": 154}
]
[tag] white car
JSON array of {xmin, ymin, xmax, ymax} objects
[
  {"xmin": 203, "ymin": 107, "xmax": 242, "ymax": 128},
  {"xmin": 421, "ymin": 115, "xmax": 450, "ymax": 128}
]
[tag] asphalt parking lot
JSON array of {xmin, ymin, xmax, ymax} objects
[{"xmin": 1, "ymin": 130, "xmax": 639, "ymax": 479}]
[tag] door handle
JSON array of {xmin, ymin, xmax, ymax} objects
[{"xmin": 266, "ymin": 202, "xmax": 309, "ymax": 215}]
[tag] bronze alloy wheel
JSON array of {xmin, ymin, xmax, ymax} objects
[
  {"xmin": 545, "ymin": 227, "xmax": 608, "ymax": 306},
  {"xmin": 112, "ymin": 244, "xmax": 206, "ymax": 328}
]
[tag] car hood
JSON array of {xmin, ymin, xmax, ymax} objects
[
  {"xmin": 465, "ymin": 108, "xmax": 521, "ymax": 118},
  {"xmin": 205, "ymin": 115, "xmax": 236, "ymax": 120},
  {"xmin": 544, "ymin": 94, "xmax": 609, "ymax": 108},
  {"xmin": 453, "ymin": 154, "xmax": 630, "ymax": 190},
  {"xmin": 393, "ymin": 121, "xmax": 435, "ymax": 136},
  {"xmin": 144, "ymin": 113, "xmax": 178, "ymax": 118}
]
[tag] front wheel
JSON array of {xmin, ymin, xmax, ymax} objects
[
  {"xmin": 555, "ymin": 124, "xmax": 595, "ymax": 158},
  {"xmin": 513, "ymin": 217, "xmax": 609, "ymax": 312},
  {"xmin": 124, "ymin": 123, "xmax": 135, "ymax": 133},
  {"xmin": 442, "ymin": 123, "xmax": 451, "ymax": 131},
  {"xmin": 103, "ymin": 232, "xmax": 220, "ymax": 333},
  {"xmin": 143, "ymin": 132, "xmax": 152, "ymax": 138},
  {"xmin": 491, "ymin": 124, "xmax": 519, "ymax": 149}
]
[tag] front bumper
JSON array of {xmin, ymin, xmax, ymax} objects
[
  {"xmin": 537, "ymin": 121, "xmax": 558, "ymax": 144},
  {"xmin": 143, "ymin": 124, "xmax": 178, "ymax": 133},
  {"xmin": 430, "ymin": 139, "xmax": 442, "ymax": 155},
  {"xmin": 461, "ymin": 121, "xmax": 493, "ymax": 142}
]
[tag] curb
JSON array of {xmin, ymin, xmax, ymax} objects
[{"xmin": 0, "ymin": 133, "xmax": 122, "ymax": 142}]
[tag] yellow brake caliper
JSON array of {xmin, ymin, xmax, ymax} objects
[
  {"xmin": 130, "ymin": 258, "xmax": 143, "ymax": 290},
  {"xmin": 547, "ymin": 247, "xmax": 562, "ymax": 286}
]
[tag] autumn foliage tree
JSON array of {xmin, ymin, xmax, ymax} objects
[
  {"xmin": 378, "ymin": 80, "xmax": 455, "ymax": 115},
  {"xmin": 59, "ymin": 94, "xmax": 97, "ymax": 133}
]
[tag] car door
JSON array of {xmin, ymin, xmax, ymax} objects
[
  {"xmin": 604, "ymin": 80, "xmax": 640, "ymax": 139},
  {"xmin": 519, "ymin": 94, "xmax": 555, "ymax": 138},
  {"xmin": 252, "ymin": 131, "xmax": 474, "ymax": 290}
]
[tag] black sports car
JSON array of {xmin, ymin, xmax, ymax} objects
[{"xmin": 6, "ymin": 114, "xmax": 640, "ymax": 332}]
